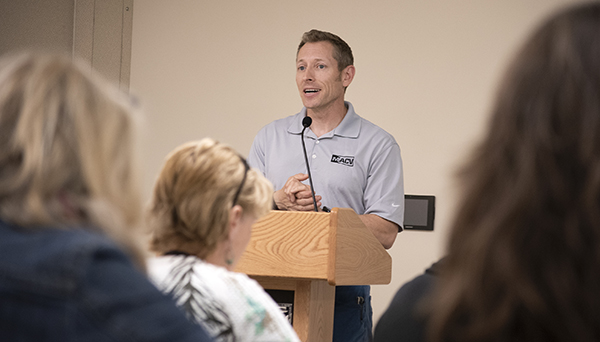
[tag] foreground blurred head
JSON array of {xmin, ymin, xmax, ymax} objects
[
  {"xmin": 0, "ymin": 53, "xmax": 143, "ymax": 264},
  {"xmin": 430, "ymin": 3, "xmax": 600, "ymax": 342},
  {"xmin": 148, "ymin": 138, "xmax": 273, "ymax": 268}
]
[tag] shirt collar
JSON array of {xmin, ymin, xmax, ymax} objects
[{"xmin": 287, "ymin": 101, "xmax": 361, "ymax": 138}]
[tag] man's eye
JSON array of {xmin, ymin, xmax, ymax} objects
[
  {"xmin": 318, "ymin": 65, "xmax": 325, "ymax": 69},
  {"xmin": 298, "ymin": 66, "xmax": 305, "ymax": 71}
]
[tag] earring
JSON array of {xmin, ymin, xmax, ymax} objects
[{"xmin": 225, "ymin": 243, "xmax": 234, "ymax": 266}]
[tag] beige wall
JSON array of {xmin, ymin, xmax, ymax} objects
[
  {"xmin": 0, "ymin": 0, "xmax": 133, "ymax": 90},
  {"xmin": 130, "ymin": 0, "xmax": 585, "ymax": 325},
  {"xmin": 0, "ymin": 0, "xmax": 74, "ymax": 55}
]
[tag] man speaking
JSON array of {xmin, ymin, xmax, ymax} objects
[{"xmin": 248, "ymin": 29, "xmax": 404, "ymax": 342}]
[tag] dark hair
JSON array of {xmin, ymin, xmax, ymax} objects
[
  {"xmin": 429, "ymin": 3, "xmax": 600, "ymax": 342},
  {"xmin": 297, "ymin": 29, "xmax": 354, "ymax": 71}
]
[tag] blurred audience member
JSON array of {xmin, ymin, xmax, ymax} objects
[
  {"xmin": 376, "ymin": 2, "xmax": 600, "ymax": 342},
  {"xmin": 374, "ymin": 259, "xmax": 445, "ymax": 342},
  {"xmin": 0, "ymin": 53, "xmax": 213, "ymax": 341}
]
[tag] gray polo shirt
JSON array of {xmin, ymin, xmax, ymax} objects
[{"xmin": 248, "ymin": 101, "xmax": 404, "ymax": 228}]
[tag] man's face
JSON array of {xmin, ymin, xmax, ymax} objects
[{"xmin": 296, "ymin": 41, "xmax": 351, "ymax": 112}]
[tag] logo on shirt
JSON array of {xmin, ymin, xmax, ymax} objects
[{"xmin": 331, "ymin": 154, "xmax": 355, "ymax": 167}]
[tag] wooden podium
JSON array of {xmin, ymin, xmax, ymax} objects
[{"xmin": 235, "ymin": 207, "xmax": 392, "ymax": 342}]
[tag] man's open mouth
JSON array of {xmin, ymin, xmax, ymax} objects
[{"xmin": 304, "ymin": 88, "xmax": 320, "ymax": 94}]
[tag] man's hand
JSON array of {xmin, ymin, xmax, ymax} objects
[{"xmin": 273, "ymin": 173, "xmax": 322, "ymax": 211}]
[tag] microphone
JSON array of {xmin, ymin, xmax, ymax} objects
[{"xmin": 301, "ymin": 116, "xmax": 319, "ymax": 212}]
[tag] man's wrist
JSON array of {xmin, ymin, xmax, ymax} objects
[{"xmin": 272, "ymin": 190, "xmax": 283, "ymax": 210}]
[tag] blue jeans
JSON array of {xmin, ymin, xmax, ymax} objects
[{"xmin": 333, "ymin": 285, "xmax": 373, "ymax": 342}]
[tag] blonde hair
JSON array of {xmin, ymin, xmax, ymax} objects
[
  {"xmin": 0, "ymin": 53, "xmax": 144, "ymax": 266},
  {"xmin": 148, "ymin": 138, "xmax": 273, "ymax": 258}
]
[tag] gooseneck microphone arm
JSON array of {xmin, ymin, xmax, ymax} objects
[{"xmin": 301, "ymin": 116, "xmax": 319, "ymax": 212}]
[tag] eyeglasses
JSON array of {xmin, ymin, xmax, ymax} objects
[{"xmin": 232, "ymin": 156, "xmax": 250, "ymax": 207}]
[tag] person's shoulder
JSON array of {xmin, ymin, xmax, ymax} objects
[
  {"xmin": 390, "ymin": 259, "xmax": 443, "ymax": 308},
  {"xmin": 358, "ymin": 116, "xmax": 397, "ymax": 142},
  {"xmin": 0, "ymin": 221, "xmax": 131, "ymax": 299},
  {"xmin": 186, "ymin": 263, "xmax": 270, "ymax": 310},
  {"xmin": 374, "ymin": 262, "xmax": 439, "ymax": 342},
  {"xmin": 228, "ymin": 270, "xmax": 263, "ymax": 289},
  {"xmin": 56, "ymin": 226, "xmax": 130, "ymax": 264},
  {"xmin": 425, "ymin": 257, "xmax": 446, "ymax": 276},
  {"xmin": 0, "ymin": 221, "xmax": 121, "ymax": 264},
  {"xmin": 211, "ymin": 268, "xmax": 271, "ymax": 300},
  {"xmin": 257, "ymin": 111, "xmax": 302, "ymax": 133},
  {"xmin": 182, "ymin": 257, "xmax": 245, "ymax": 290},
  {"xmin": 146, "ymin": 255, "xmax": 183, "ymax": 284}
]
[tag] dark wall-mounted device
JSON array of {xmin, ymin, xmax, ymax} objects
[{"xmin": 403, "ymin": 194, "xmax": 435, "ymax": 231}]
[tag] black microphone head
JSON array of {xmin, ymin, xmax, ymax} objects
[{"xmin": 302, "ymin": 116, "xmax": 312, "ymax": 128}]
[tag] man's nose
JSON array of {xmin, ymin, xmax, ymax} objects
[{"xmin": 304, "ymin": 68, "xmax": 314, "ymax": 81}]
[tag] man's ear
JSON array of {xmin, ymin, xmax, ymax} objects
[
  {"xmin": 342, "ymin": 65, "xmax": 355, "ymax": 87},
  {"xmin": 228, "ymin": 205, "xmax": 243, "ymax": 239}
]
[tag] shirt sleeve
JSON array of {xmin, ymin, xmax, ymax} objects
[
  {"xmin": 363, "ymin": 142, "xmax": 405, "ymax": 229},
  {"xmin": 248, "ymin": 128, "xmax": 267, "ymax": 175},
  {"xmin": 80, "ymin": 245, "xmax": 214, "ymax": 342}
]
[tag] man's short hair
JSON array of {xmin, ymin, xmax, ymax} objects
[{"xmin": 297, "ymin": 29, "xmax": 354, "ymax": 71}]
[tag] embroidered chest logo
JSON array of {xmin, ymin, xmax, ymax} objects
[{"xmin": 331, "ymin": 154, "xmax": 355, "ymax": 167}]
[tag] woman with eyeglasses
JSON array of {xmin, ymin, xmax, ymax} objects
[{"xmin": 146, "ymin": 138, "xmax": 300, "ymax": 342}]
